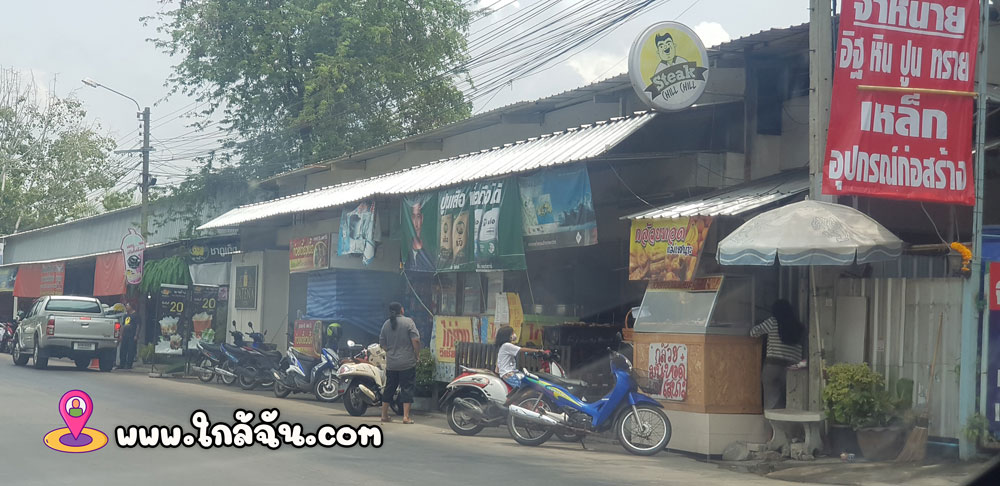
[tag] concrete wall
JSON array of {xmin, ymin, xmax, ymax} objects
[
  {"xmin": 228, "ymin": 250, "xmax": 290, "ymax": 350},
  {"xmin": 275, "ymin": 215, "xmax": 401, "ymax": 274},
  {"xmin": 750, "ymin": 95, "xmax": 810, "ymax": 179}
]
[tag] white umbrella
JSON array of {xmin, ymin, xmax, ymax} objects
[{"xmin": 717, "ymin": 200, "xmax": 902, "ymax": 266}]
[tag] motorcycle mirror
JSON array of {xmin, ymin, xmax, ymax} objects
[
  {"xmin": 232, "ymin": 320, "xmax": 237, "ymax": 329},
  {"xmin": 247, "ymin": 321, "xmax": 254, "ymax": 330}
]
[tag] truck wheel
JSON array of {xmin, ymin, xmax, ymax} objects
[
  {"xmin": 98, "ymin": 351, "xmax": 115, "ymax": 372},
  {"xmin": 11, "ymin": 337, "xmax": 28, "ymax": 366},
  {"xmin": 32, "ymin": 336, "xmax": 48, "ymax": 370}
]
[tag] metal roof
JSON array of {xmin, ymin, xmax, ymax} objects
[
  {"xmin": 624, "ymin": 170, "xmax": 809, "ymax": 220},
  {"xmin": 200, "ymin": 112, "xmax": 657, "ymax": 230},
  {"xmin": 709, "ymin": 23, "xmax": 810, "ymax": 56}
]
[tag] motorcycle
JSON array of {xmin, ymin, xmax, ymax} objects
[
  {"xmin": 336, "ymin": 341, "xmax": 403, "ymax": 417},
  {"xmin": 236, "ymin": 322, "xmax": 282, "ymax": 390},
  {"xmin": 506, "ymin": 348, "xmax": 672, "ymax": 456},
  {"xmin": 0, "ymin": 319, "xmax": 17, "ymax": 354},
  {"xmin": 192, "ymin": 322, "xmax": 247, "ymax": 386},
  {"xmin": 272, "ymin": 346, "xmax": 343, "ymax": 403},
  {"xmin": 440, "ymin": 348, "xmax": 586, "ymax": 440}
]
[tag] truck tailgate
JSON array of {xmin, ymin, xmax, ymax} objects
[{"xmin": 54, "ymin": 316, "xmax": 117, "ymax": 341}]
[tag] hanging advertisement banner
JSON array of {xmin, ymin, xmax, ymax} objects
[
  {"xmin": 822, "ymin": 0, "xmax": 980, "ymax": 205},
  {"xmin": 289, "ymin": 234, "xmax": 330, "ymax": 273},
  {"xmin": 338, "ymin": 201, "xmax": 380, "ymax": 264},
  {"xmin": 155, "ymin": 284, "xmax": 188, "ymax": 355},
  {"xmin": 629, "ymin": 216, "xmax": 713, "ymax": 281},
  {"xmin": 519, "ymin": 166, "xmax": 598, "ymax": 251},
  {"xmin": 990, "ymin": 262, "xmax": 1000, "ymax": 312},
  {"xmin": 437, "ymin": 179, "xmax": 525, "ymax": 272},
  {"xmin": 628, "ymin": 22, "xmax": 709, "ymax": 112},
  {"xmin": 234, "ymin": 266, "xmax": 258, "ymax": 309},
  {"xmin": 401, "ymin": 193, "xmax": 438, "ymax": 272},
  {"xmin": 40, "ymin": 262, "xmax": 65, "ymax": 296},
  {"xmin": 433, "ymin": 316, "xmax": 475, "ymax": 363},
  {"xmin": 120, "ymin": 228, "xmax": 146, "ymax": 285}
]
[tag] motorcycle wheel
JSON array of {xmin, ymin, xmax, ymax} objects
[
  {"xmin": 274, "ymin": 379, "xmax": 292, "ymax": 398},
  {"xmin": 196, "ymin": 358, "xmax": 215, "ymax": 383},
  {"xmin": 313, "ymin": 369, "xmax": 342, "ymax": 403},
  {"xmin": 447, "ymin": 396, "xmax": 486, "ymax": 436},
  {"xmin": 238, "ymin": 365, "xmax": 259, "ymax": 390},
  {"xmin": 616, "ymin": 404, "xmax": 671, "ymax": 456},
  {"xmin": 343, "ymin": 381, "xmax": 369, "ymax": 417},
  {"xmin": 507, "ymin": 395, "xmax": 555, "ymax": 447},
  {"xmin": 219, "ymin": 361, "xmax": 237, "ymax": 386}
]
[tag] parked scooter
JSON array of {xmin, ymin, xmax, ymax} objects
[
  {"xmin": 505, "ymin": 348, "xmax": 672, "ymax": 456},
  {"xmin": 440, "ymin": 348, "xmax": 584, "ymax": 437},
  {"xmin": 0, "ymin": 318, "xmax": 17, "ymax": 354},
  {"xmin": 192, "ymin": 322, "xmax": 250, "ymax": 386},
  {"xmin": 336, "ymin": 341, "xmax": 403, "ymax": 416},
  {"xmin": 272, "ymin": 346, "xmax": 343, "ymax": 402},
  {"xmin": 236, "ymin": 322, "xmax": 282, "ymax": 390}
]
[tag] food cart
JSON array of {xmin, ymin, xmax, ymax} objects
[{"xmin": 630, "ymin": 274, "xmax": 769, "ymax": 455}]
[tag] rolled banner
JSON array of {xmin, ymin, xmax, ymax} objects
[{"xmin": 120, "ymin": 228, "xmax": 146, "ymax": 285}]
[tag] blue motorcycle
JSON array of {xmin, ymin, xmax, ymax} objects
[
  {"xmin": 506, "ymin": 349, "xmax": 671, "ymax": 456},
  {"xmin": 272, "ymin": 346, "xmax": 342, "ymax": 403}
]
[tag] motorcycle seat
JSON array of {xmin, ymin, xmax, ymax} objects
[
  {"xmin": 290, "ymin": 348, "xmax": 321, "ymax": 365},
  {"xmin": 534, "ymin": 372, "xmax": 588, "ymax": 388},
  {"xmin": 199, "ymin": 343, "xmax": 221, "ymax": 353},
  {"xmin": 258, "ymin": 350, "xmax": 282, "ymax": 359}
]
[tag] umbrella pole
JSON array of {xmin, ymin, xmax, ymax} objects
[{"xmin": 810, "ymin": 266, "xmax": 827, "ymax": 411}]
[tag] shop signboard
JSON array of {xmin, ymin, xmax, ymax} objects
[
  {"xmin": 648, "ymin": 342, "xmax": 688, "ymax": 401},
  {"xmin": 494, "ymin": 293, "xmax": 523, "ymax": 342},
  {"xmin": 187, "ymin": 239, "xmax": 239, "ymax": 264},
  {"xmin": 120, "ymin": 228, "xmax": 145, "ymax": 285},
  {"xmin": 437, "ymin": 179, "xmax": 525, "ymax": 272},
  {"xmin": 155, "ymin": 284, "xmax": 188, "ymax": 355},
  {"xmin": 629, "ymin": 216, "xmax": 712, "ymax": 281},
  {"xmin": 40, "ymin": 262, "xmax": 65, "ymax": 296},
  {"xmin": 518, "ymin": 166, "xmax": 598, "ymax": 251},
  {"xmin": 401, "ymin": 193, "xmax": 438, "ymax": 272},
  {"xmin": 289, "ymin": 234, "xmax": 330, "ymax": 273},
  {"xmin": 293, "ymin": 319, "xmax": 324, "ymax": 357},
  {"xmin": 433, "ymin": 316, "xmax": 475, "ymax": 363},
  {"xmin": 187, "ymin": 285, "xmax": 219, "ymax": 351},
  {"xmin": 822, "ymin": 0, "xmax": 980, "ymax": 205},
  {"xmin": 628, "ymin": 21, "xmax": 709, "ymax": 112},
  {"xmin": 338, "ymin": 201, "xmax": 379, "ymax": 264},
  {"xmin": 234, "ymin": 266, "xmax": 258, "ymax": 309}
]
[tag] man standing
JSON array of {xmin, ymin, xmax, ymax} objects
[
  {"xmin": 119, "ymin": 302, "xmax": 139, "ymax": 369},
  {"xmin": 379, "ymin": 302, "xmax": 420, "ymax": 424}
]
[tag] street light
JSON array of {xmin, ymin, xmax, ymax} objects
[{"xmin": 82, "ymin": 78, "xmax": 151, "ymax": 240}]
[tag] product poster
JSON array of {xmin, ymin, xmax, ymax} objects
[
  {"xmin": 629, "ymin": 216, "xmax": 712, "ymax": 281},
  {"xmin": 120, "ymin": 228, "xmax": 145, "ymax": 285},
  {"xmin": 648, "ymin": 343, "xmax": 688, "ymax": 401},
  {"xmin": 293, "ymin": 320, "xmax": 324, "ymax": 357},
  {"xmin": 289, "ymin": 234, "xmax": 330, "ymax": 273},
  {"xmin": 519, "ymin": 166, "xmax": 598, "ymax": 250},
  {"xmin": 156, "ymin": 284, "xmax": 188, "ymax": 355},
  {"xmin": 234, "ymin": 266, "xmax": 258, "ymax": 309},
  {"xmin": 437, "ymin": 179, "xmax": 525, "ymax": 272},
  {"xmin": 338, "ymin": 201, "xmax": 380, "ymax": 264},
  {"xmin": 187, "ymin": 285, "xmax": 219, "ymax": 351},
  {"xmin": 401, "ymin": 193, "xmax": 438, "ymax": 272}
]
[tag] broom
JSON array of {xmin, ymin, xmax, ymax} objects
[{"xmin": 896, "ymin": 313, "xmax": 943, "ymax": 462}]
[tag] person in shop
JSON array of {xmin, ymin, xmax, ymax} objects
[
  {"xmin": 749, "ymin": 299, "xmax": 805, "ymax": 410},
  {"xmin": 379, "ymin": 302, "xmax": 420, "ymax": 424},
  {"xmin": 495, "ymin": 326, "xmax": 549, "ymax": 389},
  {"xmin": 118, "ymin": 302, "xmax": 140, "ymax": 369}
]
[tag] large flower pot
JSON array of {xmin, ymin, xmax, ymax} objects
[
  {"xmin": 856, "ymin": 426, "xmax": 907, "ymax": 461},
  {"xmin": 827, "ymin": 424, "xmax": 861, "ymax": 456}
]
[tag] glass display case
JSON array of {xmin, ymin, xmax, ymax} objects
[{"xmin": 633, "ymin": 275, "xmax": 754, "ymax": 335}]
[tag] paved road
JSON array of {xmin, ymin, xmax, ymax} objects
[{"xmin": 0, "ymin": 357, "xmax": 805, "ymax": 486}]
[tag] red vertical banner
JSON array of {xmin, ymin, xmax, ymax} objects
[
  {"xmin": 823, "ymin": 0, "xmax": 980, "ymax": 205},
  {"xmin": 990, "ymin": 262, "xmax": 1000, "ymax": 311},
  {"xmin": 39, "ymin": 262, "xmax": 65, "ymax": 296}
]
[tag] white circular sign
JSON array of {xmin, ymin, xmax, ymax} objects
[{"xmin": 628, "ymin": 22, "xmax": 710, "ymax": 112}]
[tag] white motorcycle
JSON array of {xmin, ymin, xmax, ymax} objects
[
  {"xmin": 440, "ymin": 348, "xmax": 587, "ymax": 441},
  {"xmin": 336, "ymin": 341, "xmax": 403, "ymax": 416}
]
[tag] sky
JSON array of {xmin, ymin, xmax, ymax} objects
[{"xmin": 0, "ymin": 0, "xmax": 811, "ymax": 190}]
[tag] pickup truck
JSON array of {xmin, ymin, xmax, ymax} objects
[{"xmin": 11, "ymin": 296, "xmax": 121, "ymax": 371}]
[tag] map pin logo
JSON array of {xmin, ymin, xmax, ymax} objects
[{"xmin": 59, "ymin": 390, "xmax": 93, "ymax": 439}]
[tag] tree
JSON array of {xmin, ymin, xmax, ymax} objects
[
  {"xmin": 0, "ymin": 68, "xmax": 118, "ymax": 234},
  {"xmin": 145, "ymin": 0, "xmax": 472, "ymax": 180},
  {"xmin": 101, "ymin": 190, "xmax": 138, "ymax": 212}
]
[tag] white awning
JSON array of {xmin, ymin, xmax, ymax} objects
[
  {"xmin": 624, "ymin": 170, "xmax": 809, "ymax": 220},
  {"xmin": 199, "ymin": 112, "xmax": 656, "ymax": 230}
]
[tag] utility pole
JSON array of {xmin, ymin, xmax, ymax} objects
[{"xmin": 141, "ymin": 107, "xmax": 151, "ymax": 240}]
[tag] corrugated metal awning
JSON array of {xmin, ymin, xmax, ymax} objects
[
  {"xmin": 623, "ymin": 170, "xmax": 809, "ymax": 220},
  {"xmin": 199, "ymin": 112, "xmax": 656, "ymax": 230}
]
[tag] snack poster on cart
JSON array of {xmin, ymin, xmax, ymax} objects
[
  {"xmin": 293, "ymin": 320, "xmax": 323, "ymax": 357},
  {"xmin": 433, "ymin": 316, "xmax": 475, "ymax": 363},
  {"xmin": 629, "ymin": 216, "xmax": 712, "ymax": 281},
  {"xmin": 822, "ymin": 0, "xmax": 980, "ymax": 205},
  {"xmin": 648, "ymin": 343, "xmax": 688, "ymax": 401},
  {"xmin": 155, "ymin": 284, "xmax": 188, "ymax": 355}
]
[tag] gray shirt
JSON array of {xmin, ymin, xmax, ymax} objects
[{"xmin": 379, "ymin": 316, "xmax": 420, "ymax": 371}]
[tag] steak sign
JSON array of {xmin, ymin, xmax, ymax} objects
[{"xmin": 822, "ymin": 0, "xmax": 980, "ymax": 205}]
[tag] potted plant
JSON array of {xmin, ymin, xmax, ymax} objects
[
  {"xmin": 964, "ymin": 413, "xmax": 1000, "ymax": 451},
  {"xmin": 823, "ymin": 363, "xmax": 906, "ymax": 460},
  {"xmin": 137, "ymin": 343, "xmax": 155, "ymax": 365},
  {"xmin": 412, "ymin": 348, "xmax": 437, "ymax": 411}
]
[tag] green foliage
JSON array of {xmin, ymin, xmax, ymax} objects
[
  {"xmin": 963, "ymin": 412, "xmax": 997, "ymax": 443},
  {"xmin": 144, "ymin": 0, "xmax": 473, "ymax": 181},
  {"xmin": 101, "ymin": 190, "xmax": 137, "ymax": 212},
  {"xmin": 823, "ymin": 363, "xmax": 900, "ymax": 430},
  {"xmin": 139, "ymin": 256, "xmax": 192, "ymax": 294},
  {"xmin": 137, "ymin": 343, "xmax": 155, "ymax": 363},
  {"xmin": 416, "ymin": 347, "xmax": 437, "ymax": 388},
  {"xmin": 0, "ymin": 67, "xmax": 118, "ymax": 234}
]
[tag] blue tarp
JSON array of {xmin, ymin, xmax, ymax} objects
[
  {"xmin": 305, "ymin": 269, "xmax": 404, "ymax": 337},
  {"xmin": 983, "ymin": 226, "xmax": 1000, "ymax": 262}
]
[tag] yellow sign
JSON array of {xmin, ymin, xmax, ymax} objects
[
  {"xmin": 629, "ymin": 216, "xmax": 713, "ymax": 281},
  {"xmin": 628, "ymin": 22, "xmax": 709, "ymax": 112},
  {"xmin": 434, "ymin": 316, "xmax": 475, "ymax": 363}
]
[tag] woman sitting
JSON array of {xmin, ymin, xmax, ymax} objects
[{"xmin": 495, "ymin": 325, "xmax": 548, "ymax": 389}]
